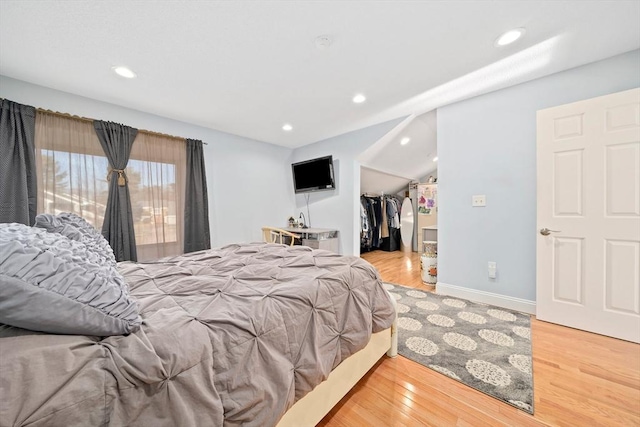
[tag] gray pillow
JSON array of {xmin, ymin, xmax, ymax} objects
[
  {"xmin": 0, "ymin": 223, "xmax": 141, "ymax": 336},
  {"xmin": 35, "ymin": 212, "xmax": 117, "ymax": 266}
]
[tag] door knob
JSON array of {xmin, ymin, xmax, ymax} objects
[{"xmin": 540, "ymin": 228, "xmax": 561, "ymax": 236}]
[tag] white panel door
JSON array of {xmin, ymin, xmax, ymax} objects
[{"xmin": 537, "ymin": 88, "xmax": 640, "ymax": 343}]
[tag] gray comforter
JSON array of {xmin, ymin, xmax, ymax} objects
[{"xmin": 0, "ymin": 243, "xmax": 395, "ymax": 427}]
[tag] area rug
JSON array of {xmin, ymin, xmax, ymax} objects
[{"xmin": 383, "ymin": 283, "xmax": 534, "ymax": 414}]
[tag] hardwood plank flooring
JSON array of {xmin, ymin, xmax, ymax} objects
[{"xmin": 317, "ymin": 249, "xmax": 640, "ymax": 427}]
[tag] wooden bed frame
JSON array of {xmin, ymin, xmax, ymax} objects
[{"xmin": 277, "ymin": 292, "xmax": 398, "ymax": 427}]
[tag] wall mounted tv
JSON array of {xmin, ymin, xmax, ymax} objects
[{"xmin": 291, "ymin": 155, "xmax": 335, "ymax": 193}]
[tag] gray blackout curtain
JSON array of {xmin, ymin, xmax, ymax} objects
[
  {"xmin": 94, "ymin": 120, "xmax": 138, "ymax": 262},
  {"xmin": 184, "ymin": 138, "xmax": 211, "ymax": 253},
  {"xmin": 0, "ymin": 99, "xmax": 37, "ymax": 225}
]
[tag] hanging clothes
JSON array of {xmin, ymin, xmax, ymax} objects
[
  {"xmin": 380, "ymin": 195, "xmax": 402, "ymax": 252},
  {"xmin": 360, "ymin": 195, "xmax": 379, "ymax": 252},
  {"xmin": 381, "ymin": 198, "xmax": 389, "ymax": 239},
  {"xmin": 360, "ymin": 194, "xmax": 403, "ymax": 252},
  {"xmin": 360, "ymin": 198, "xmax": 371, "ymax": 249},
  {"xmin": 386, "ymin": 197, "xmax": 401, "ymax": 229}
]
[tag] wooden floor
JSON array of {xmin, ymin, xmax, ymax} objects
[{"xmin": 317, "ymin": 249, "xmax": 640, "ymax": 427}]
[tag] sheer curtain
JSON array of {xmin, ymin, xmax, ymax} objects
[
  {"xmin": 35, "ymin": 112, "xmax": 186, "ymax": 261},
  {"xmin": 34, "ymin": 111, "xmax": 109, "ymax": 229},
  {"xmin": 128, "ymin": 132, "xmax": 186, "ymax": 261}
]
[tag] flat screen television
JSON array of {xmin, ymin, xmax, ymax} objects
[{"xmin": 291, "ymin": 155, "xmax": 335, "ymax": 193}]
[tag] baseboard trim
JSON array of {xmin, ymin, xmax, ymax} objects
[{"xmin": 436, "ymin": 282, "xmax": 536, "ymax": 315}]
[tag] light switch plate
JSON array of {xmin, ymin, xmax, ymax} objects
[
  {"xmin": 488, "ymin": 261, "xmax": 497, "ymax": 279},
  {"xmin": 472, "ymin": 195, "xmax": 486, "ymax": 207}
]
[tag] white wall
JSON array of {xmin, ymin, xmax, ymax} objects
[
  {"xmin": 437, "ymin": 49, "xmax": 640, "ymax": 307},
  {"xmin": 291, "ymin": 118, "xmax": 405, "ymax": 256},
  {"xmin": 0, "ymin": 76, "xmax": 296, "ymax": 247}
]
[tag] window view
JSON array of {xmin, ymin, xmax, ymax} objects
[
  {"xmin": 127, "ymin": 159, "xmax": 179, "ymax": 246},
  {"xmin": 128, "ymin": 131, "xmax": 185, "ymax": 260},
  {"xmin": 39, "ymin": 149, "xmax": 109, "ymax": 229},
  {"xmin": 35, "ymin": 112, "xmax": 186, "ymax": 260}
]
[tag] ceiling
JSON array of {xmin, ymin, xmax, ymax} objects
[
  {"xmin": 358, "ymin": 110, "xmax": 438, "ymax": 195},
  {"xmin": 360, "ymin": 167, "xmax": 414, "ymax": 197},
  {"xmin": 359, "ymin": 110, "xmax": 438, "ymax": 185},
  {"xmin": 1, "ymin": 1, "xmax": 639, "ymax": 148}
]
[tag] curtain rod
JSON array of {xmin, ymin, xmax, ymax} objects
[
  {"xmin": 35, "ymin": 108, "xmax": 208, "ymax": 145},
  {"xmin": 2, "ymin": 98, "xmax": 208, "ymax": 145}
]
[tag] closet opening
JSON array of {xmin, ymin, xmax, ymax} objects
[
  {"xmin": 357, "ymin": 110, "xmax": 438, "ymax": 290},
  {"xmin": 359, "ymin": 166, "xmax": 437, "ymax": 291}
]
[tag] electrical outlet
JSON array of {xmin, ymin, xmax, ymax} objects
[
  {"xmin": 488, "ymin": 262, "xmax": 497, "ymax": 279},
  {"xmin": 472, "ymin": 195, "xmax": 486, "ymax": 207}
]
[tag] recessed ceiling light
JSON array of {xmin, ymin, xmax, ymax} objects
[
  {"xmin": 495, "ymin": 28, "xmax": 525, "ymax": 46},
  {"xmin": 433, "ymin": 156, "xmax": 438, "ymax": 162},
  {"xmin": 400, "ymin": 137, "xmax": 411, "ymax": 145},
  {"xmin": 352, "ymin": 94, "xmax": 366, "ymax": 104},
  {"xmin": 315, "ymin": 35, "xmax": 333, "ymax": 50},
  {"xmin": 112, "ymin": 66, "xmax": 137, "ymax": 79},
  {"xmin": 282, "ymin": 123, "xmax": 293, "ymax": 131}
]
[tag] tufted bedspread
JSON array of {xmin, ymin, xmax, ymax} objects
[{"xmin": 0, "ymin": 243, "xmax": 395, "ymax": 427}]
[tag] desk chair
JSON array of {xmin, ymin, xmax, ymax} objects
[{"xmin": 262, "ymin": 227, "xmax": 300, "ymax": 246}]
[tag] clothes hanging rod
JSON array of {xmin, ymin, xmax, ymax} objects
[
  {"xmin": 35, "ymin": 108, "xmax": 208, "ymax": 145},
  {"xmin": 362, "ymin": 193, "xmax": 396, "ymax": 198}
]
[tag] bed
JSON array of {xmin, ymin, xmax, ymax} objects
[{"xmin": 0, "ymin": 236, "xmax": 397, "ymax": 427}]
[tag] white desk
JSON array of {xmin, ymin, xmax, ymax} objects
[{"xmin": 281, "ymin": 227, "xmax": 340, "ymax": 253}]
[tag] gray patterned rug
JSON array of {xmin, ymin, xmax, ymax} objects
[{"xmin": 384, "ymin": 283, "xmax": 534, "ymax": 414}]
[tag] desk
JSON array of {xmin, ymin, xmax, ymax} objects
[
  {"xmin": 281, "ymin": 227, "xmax": 340, "ymax": 253},
  {"xmin": 421, "ymin": 226, "xmax": 438, "ymax": 252}
]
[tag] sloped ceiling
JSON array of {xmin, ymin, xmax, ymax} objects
[
  {"xmin": 1, "ymin": 1, "xmax": 639, "ymax": 148},
  {"xmin": 360, "ymin": 167, "xmax": 414, "ymax": 197},
  {"xmin": 358, "ymin": 110, "xmax": 437, "ymax": 186}
]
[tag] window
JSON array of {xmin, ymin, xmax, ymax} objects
[
  {"xmin": 127, "ymin": 131, "xmax": 185, "ymax": 260},
  {"xmin": 40, "ymin": 149, "xmax": 110, "ymax": 227},
  {"xmin": 35, "ymin": 112, "xmax": 109, "ymax": 229},
  {"xmin": 35, "ymin": 111, "xmax": 186, "ymax": 261}
]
